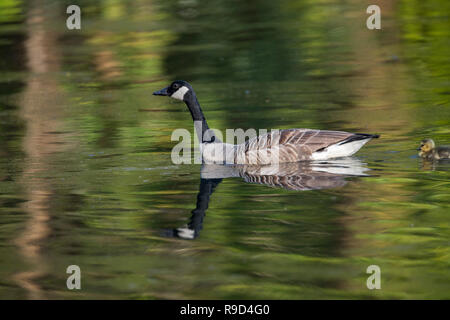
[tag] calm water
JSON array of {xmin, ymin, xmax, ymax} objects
[{"xmin": 0, "ymin": 0, "xmax": 449, "ymax": 299}]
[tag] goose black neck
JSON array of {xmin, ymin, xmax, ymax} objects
[{"xmin": 184, "ymin": 91, "xmax": 217, "ymax": 143}]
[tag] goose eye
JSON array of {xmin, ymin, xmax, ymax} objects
[{"xmin": 172, "ymin": 83, "xmax": 180, "ymax": 90}]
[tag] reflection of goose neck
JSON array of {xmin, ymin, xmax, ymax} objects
[
  {"xmin": 188, "ymin": 178, "xmax": 221, "ymax": 235},
  {"xmin": 169, "ymin": 178, "xmax": 222, "ymax": 240}
]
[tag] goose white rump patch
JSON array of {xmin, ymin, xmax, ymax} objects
[
  {"xmin": 171, "ymin": 86, "xmax": 189, "ymax": 100},
  {"xmin": 311, "ymin": 138, "xmax": 371, "ymax": 160}
]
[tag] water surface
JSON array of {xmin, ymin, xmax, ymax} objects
[{"xmin": 0, "ymin": 0, "xmax": 449, "ymax": 299}]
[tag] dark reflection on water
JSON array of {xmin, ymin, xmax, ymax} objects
[
  {"xmin": 164, "ymin": 178, "xmax": 222, "ymax": 240},
  {"xmin": 166, "ymin": 159, "xmax": 371, "ymax": 240},
  {"xmin": 0, "ymin": 0, "xmax": 448, "ymax": 299}
]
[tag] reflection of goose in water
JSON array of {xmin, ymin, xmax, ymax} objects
[
  {"xmin": 201, "ymin": 158, "xmax": 369, "ymax": 191},
  {"xmin": 163, "ymin": 178, "xmax": 221, "ymax": 240},
  {"xmin": 164, "ymin": 158, "xmax": 370, "ymax": 240}
]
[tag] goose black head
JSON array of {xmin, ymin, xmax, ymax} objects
[
  {"xmin": 153, "ymin": 80, "xmax": 213, "ymax": 142},
  {"xmin": 153, "ymin": 80, "xmax": 193, "ymax": 102}
]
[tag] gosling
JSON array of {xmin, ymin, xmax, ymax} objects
[{"xmin": 417, "ymin": 139, "xmax": 450, "ymax": 160}]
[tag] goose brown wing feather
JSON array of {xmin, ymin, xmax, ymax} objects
[{"xmin": 238, "ymin": 129, "xmax": 353, "ymax": 163}]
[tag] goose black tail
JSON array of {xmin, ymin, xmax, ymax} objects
[{"xmin": 339, "ymin": 133, "xmax": 380, "ymax": 145}]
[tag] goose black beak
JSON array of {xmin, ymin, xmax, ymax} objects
[
  {"xmin": 153, "ymin": 87, "xmax": 169, "ymax": 96},
  {"xmin": 416, "ymin": 147, "xmax": 422, "ymax": 151}
]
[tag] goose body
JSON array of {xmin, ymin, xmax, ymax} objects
[
  {"xmin": 418, "ymin": 139, "xmax": 450, "ymax": 160},
  {"xmin": 201, "ymin": 129, "xmax": 377, "ymax": 164},
  {"xmin": 154, "ymin": 81, "xmax": 379, "ymax": 164}
]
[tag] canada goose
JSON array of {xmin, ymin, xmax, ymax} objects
[
  {"xmin": 417, "ymin": 139, "xmax": 450, "ymax": 160},
  {"xmin": 153, "ymin": 80, "xmax": 379, "ymax": 164}
]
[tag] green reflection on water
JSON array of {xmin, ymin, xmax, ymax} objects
[{"xmin": 0, "ymin": 0, "xmax": 448, "ymax": 299}]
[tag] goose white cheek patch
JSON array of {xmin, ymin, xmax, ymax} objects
[{"xmin": 171, "ymin": 86, "xmax": 189, "ymax": 100}]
